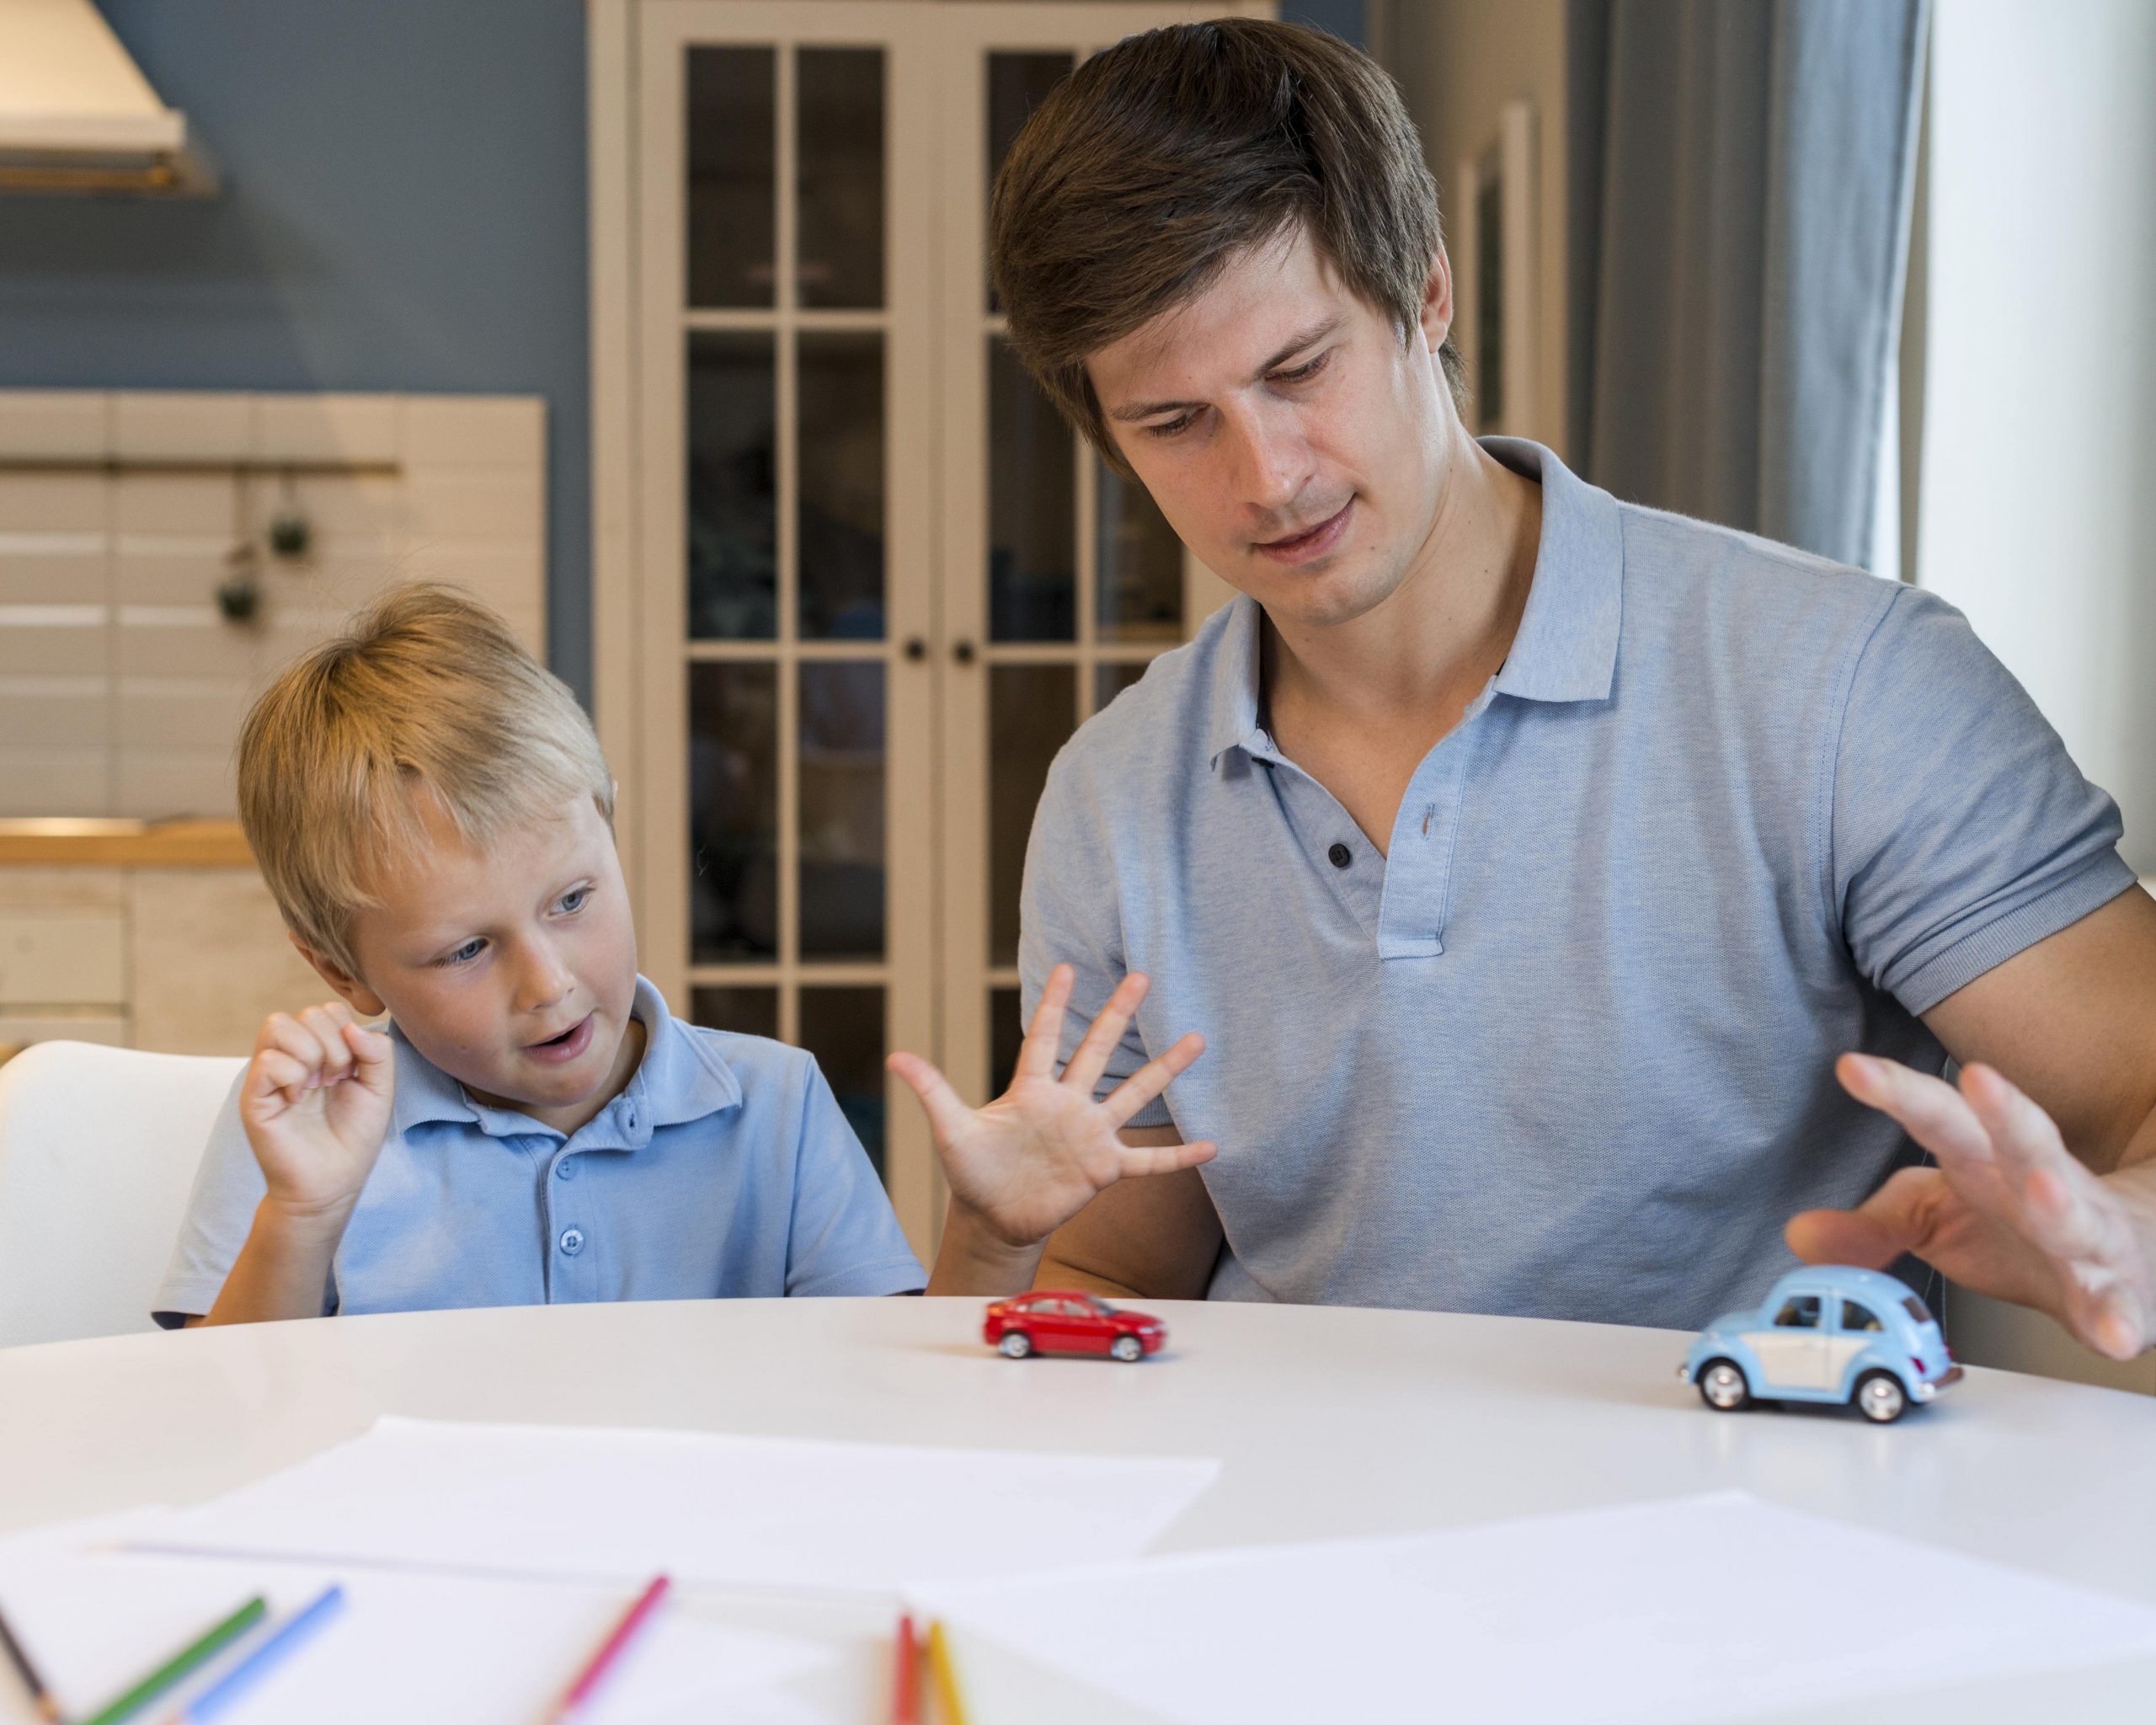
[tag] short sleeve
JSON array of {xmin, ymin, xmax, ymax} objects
[
  {"xmin": 1017, "ymin": 751, "xmax": 1171, "ymax": 1128},
  {"xmin": 782, "ymin": 1055, "xmax": 926, "ymax": 1295},
  {"xmin": 152, "ymin": 1070, "xmax": 280, "ymax": 1327},
  {"xmin": 1830, "ymin": 586, "xmax": 2136, "ymax": 1014}
]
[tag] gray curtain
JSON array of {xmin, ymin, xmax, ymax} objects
[{"xmin": 1575, "ymin": 0, "xmax": 1928, "ymax": 569}]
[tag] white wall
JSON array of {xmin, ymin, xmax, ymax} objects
[
  {"xmin": 1915, "ymin": 0, "xmax": 2156, "ymax": 873},
  {"xmin": 1381, "ymin": 0, "xmax": 1573, "ymax": 457}
]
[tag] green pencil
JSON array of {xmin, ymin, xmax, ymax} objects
[{"xmin": 78, "ymin": 1594, "xmax": 267, "ymax": 1725}]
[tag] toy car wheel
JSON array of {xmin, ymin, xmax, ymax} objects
[
  {"xmin": 998, "ymin": 1331, "xmax": 1033, "ymax": 1359},
  {"xmin": 1697, "ymin": 1359, "xmax": 1751, "ymax": 1412},
  {"xmin": 1854, "ymin": 1370, "xmax": 1908, "ymax": 1423},
  {"xmin": 1110, "ymin": 1334, "xmax": 1144, "ymax": 1363}
]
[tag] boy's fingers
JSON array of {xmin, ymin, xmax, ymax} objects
[
  {"xmin": 1100, "ymin": 1032, "xmax": 1204, "ymax": 1128},
  {"xmin": 343, "ymin": 1020, "xmax": 396, "ymax": 1092},
  {"xmin": 249, "ymin": 1048, "xmax": 313, "ymax": 1105},
  {"xmin": 297, "ymin": 1004, "xmax": 355, "ymax": 1081},
  {"xmin": 886, "ymin": 1051, "xmax": 974, "ymax": 1146},
  {"xmin": 1063, "ymin": 972, "xmax": 1150, "ymax": 1098},
  {"xmin": 259, "ymin": 1012, "xmax": 331, "ymax": 1088},
  {"xmin": 1117, "ymin": 1137, "xmax": 1217, "ymax": 1180},
  {"xmin": 1011, "ymin": 966, "xmax": 1075, "ymax": 1085}
]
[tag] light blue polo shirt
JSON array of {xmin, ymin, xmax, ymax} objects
[
  {"xmin": 153, "ymin": 976, "xmax": 924, "ymax": 1323},
  {"xmin": 1021, "ymin": 438, "xmax": 2137, "ymax": 1329}
]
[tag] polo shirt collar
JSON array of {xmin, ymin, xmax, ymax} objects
[
  {"xmin": 386, "ymin": 974, "xmax": 742, "ymax": 1146},
  {"xmin": 1203, "ymin": 437, "xmax": 1623, "ymax": 764}
]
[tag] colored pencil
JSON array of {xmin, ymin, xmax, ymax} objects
[
  {"xmin": 0, "ymin": 1594, "xmax": 63, "ymax": 1725},
  {"xmin": 168, "ymin": 1584, "xmax": 345, "ymax": 1724},
  {"xmin": 890, "ymin": 1612, "xmax": 920, "ymax": 1725},
  {"xmin": 547, "ymin": 1573, "xmax": 670, "ymax": 1722},
  {"xmin": 78, "ymin": 1594, "xmax": 267, "ymax": 1725},
  {"xmin": 926, "ymin": 1620, "xmax": 970, "ymax": 1725}
]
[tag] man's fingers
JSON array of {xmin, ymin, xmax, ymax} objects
[
  {"xmin": 1959, "ymin": 1063, "xmax": 2111, "ymax": 1261},
  {"xmin": 1785, "ymin": 1196, "xmax": 1923, "ymax": 1270},
  {"xmin": 1062, "ymin": 972, "xmax": 1150, "ymax": 1099},
  {"xmin": 1011, "ymin": 965, "xmax": 1074, "ymax": 1085},
  {"xmin": 1117, "ymin": 1137, "xmax": 1217, "ymax": 1180},
  {"xmin": 886, "ymin": 1051, "xmax": 974, "ymax": 1146},
  {"xmin": 1101, "ymin": 1031, "xmax": 1204, "ymax": 1128},
  {"xmin": 1837, "ymin": 1054, "xmax": 1995, "ymax": 1169}
]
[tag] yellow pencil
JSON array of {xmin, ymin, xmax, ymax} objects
[{"xmin": 925, "ymin": 1620, "xmax": 971, "ymax": 1725}]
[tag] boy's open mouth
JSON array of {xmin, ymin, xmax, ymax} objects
[{"xmin": 526, "ymin": 1013, "xmax": 595, "ymax": 1063}]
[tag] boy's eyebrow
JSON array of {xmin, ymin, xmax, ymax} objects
[{"xmin": 1107, "ymin": 315, "xmax": 1344, "ymax": 422}]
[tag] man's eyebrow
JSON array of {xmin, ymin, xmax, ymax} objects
[{"xmin": 1106, "ymin": 316, "xmax": 1344, "ymax": 423}]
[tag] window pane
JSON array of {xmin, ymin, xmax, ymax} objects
[
  {"xmin": 988, "ymin": 339, "xmax": 1074, "ymax": 641},
  {"xmin": 990, "ymin": 985, "xmax": 1023, "ymax": 1097},
  {"xmin": 798, "ymin": 48, "xmax": 884, "ymax": 308},
  {"xmin": 798, "ymin": 332, "xmax": 885, "ymax": 639},
  {"xmin": 1097, "ymin": 459, "xmax": 1182, "ymax": 641},
  {"xmin": 1841, "ymin": 1300, "xmax": 1883, "ymax": 1333},
  {"xmin": 689, "ymin": 662, "xmax": 778, "ymax": 960},
  {"xmin": 1773, "ymin": 1295, "xmax": 1822, "ymax": 1330},
  {"xmin": 686, "ymin": 47, "xmax": 775, "ymax": 307},
  {"xmin": 1095, "ymin": 660, "xmax": 1149, "ymax": 713},
  {"xmin": 690, "ymin": 985, "xmax": 778, "ymax": 1041},
  {"xmin": 989, "ymin": 663, "xmax": 1075, "ymax": 966},
  {"xmin": 687, "ymin": 332, "xmax": 776, "ymax": 640},
  {"xmin": 800, "ymin": 986, "xmax": 887, "ymax": 1179},
  {"xmin": 986, "ymin": 52, "xmax": 1075, "ymax": 309},
  {"xmin": 798, "ymin": 660, "xmax": 885, "ymax": 960}
]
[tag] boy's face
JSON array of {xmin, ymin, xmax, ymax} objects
[
  {"xmin": 320, "ymin": 793, "xmax": 642, "ymax": 1126},
  {"xmin": 1086, "ymin": 224, "xmax": 1460, "ymax": 634}
]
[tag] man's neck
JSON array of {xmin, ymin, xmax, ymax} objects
[{"xmin": 1263, "ymin": 437, "xmax": 1543, "ymax": 739}]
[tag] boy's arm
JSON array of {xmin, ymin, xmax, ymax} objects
[
  {"xmin": 194, "ymin": 1003, "xmax": 396, "ymax": 1326},
  {"xmin": 896, "ymin": 966, "xmax": 1215, "ymax": 1296}
]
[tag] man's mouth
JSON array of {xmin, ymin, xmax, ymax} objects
[{"xmin": 1255, "ymin": 499, "xmax": 1353, "ymax": 564}]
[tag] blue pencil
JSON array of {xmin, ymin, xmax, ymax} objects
[{"xmin": 166, "ymin": 1585, "xmax": 345, "ymax": 1724}]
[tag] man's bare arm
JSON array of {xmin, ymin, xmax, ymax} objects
[
  {"xmin": 1037, "ymin": 1130, "xmax": 1224, "ymax": 1299},
  {"xmin": 1790, "ymin": 886, "xmax": 2156, "ymax": 1355}
]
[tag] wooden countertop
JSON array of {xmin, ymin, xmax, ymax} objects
[{"xmin": 0, "ymin": 819, "xmax": 256, "ymax": 867}]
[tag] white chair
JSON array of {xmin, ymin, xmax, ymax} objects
[{"xmin": 0, "ymin": 1041, "xmax": 243, "ymax": 1348}]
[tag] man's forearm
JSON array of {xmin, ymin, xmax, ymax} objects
[{"xmin": 198, "ymin": 1197, "xmax": 352, "ymax": 1326}]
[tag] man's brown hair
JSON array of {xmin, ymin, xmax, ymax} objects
[{"xmin": 990, "ymin": 18, "xmax": 1465, "ymax": 474}]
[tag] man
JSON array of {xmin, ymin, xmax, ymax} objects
[{"xmin": 896, "ymin": 19, "xmax": 2156, "ymax": 1355}]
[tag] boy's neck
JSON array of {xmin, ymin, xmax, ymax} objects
[{"xmin": 468, "ymin": 1013, "xmax": 648, "ymax": 1139}]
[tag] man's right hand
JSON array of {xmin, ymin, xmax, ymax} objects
[{"xmin": 239, "ymin": 1001, "xmax": 396, "ymax": 1220}]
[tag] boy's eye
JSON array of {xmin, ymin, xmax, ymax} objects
[
  {"xmin": 558, "ymin": 886, "xmax": 590, "ymax": 915},
  {"xmin": 439, "ymin": 938, "xmax": 485, "ymax": 968}
]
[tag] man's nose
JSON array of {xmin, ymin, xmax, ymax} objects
[{"xmin": 1220, "ymin": 403, "xmax": 1311, "ymax": 520}]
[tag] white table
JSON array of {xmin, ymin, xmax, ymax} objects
[{"xmin": 3, "ymin": 1296, "xmax": 2153, "ymax": 1722}]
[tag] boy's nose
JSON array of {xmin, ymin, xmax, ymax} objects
[{"xmin": 515, "ymin": 950, "xmax": 574, "ymax": 1016}]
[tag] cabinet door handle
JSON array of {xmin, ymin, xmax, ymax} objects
[
  {"xmin": 903, "ymin": 636, "xmax": 927, "ymax": 661},
  {"xmin": 953, "ymin": 639, "xmax": 977, "ymax": 665}
]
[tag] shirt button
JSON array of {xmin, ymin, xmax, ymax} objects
[
  {"xmin": 1327, "ymin": 842, "xmax": 1353, "ymax": 868},
  {"xmin": 555, "ymin": 1159, "xmax": 577, "ymax": 1181},
  {"xmin": 558, "ymin": 1227, "xmax": 584, "ymax": 1257}
]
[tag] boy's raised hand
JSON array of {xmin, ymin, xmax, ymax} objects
[
  {"xmin": 239, "ymin": 1001, "xmax": 396, "ymax": 1219},
  {"xmin": 889, "ymin": 964, "xmax": 1215, "ymax": 1250}
]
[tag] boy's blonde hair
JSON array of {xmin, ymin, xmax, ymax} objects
[{"xmin": 237, "ymin": 583, "xmax": 614, "ymax": 980}]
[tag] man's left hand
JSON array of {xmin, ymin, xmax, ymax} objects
[{"xmin": 1786, "ymin": 1054, "xmax": 2156, "ymax": 1359}]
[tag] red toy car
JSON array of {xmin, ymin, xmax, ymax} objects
[{"xmin": 983, "ymin": 1290, "xmax": 1167, "ymax": 1361}]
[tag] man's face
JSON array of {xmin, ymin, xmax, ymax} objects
[
  {"xmin": 1087, "ymin": 225, "xmax": 1456, "ymax": 633},
  {"xmin": 335, "ymin": 793, "xmax": 640, "ymax": 1118}
]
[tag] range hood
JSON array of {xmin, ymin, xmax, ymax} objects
[{"xmin": 0, "ymin": 0, "xmax": 214, "ymax": 194}]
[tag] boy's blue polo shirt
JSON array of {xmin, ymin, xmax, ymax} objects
[
  {"xmin": 153, "ymin": 976, "xmax": 924, "ymax": 1323},
  {"xmin": 1020, "ymin": 439, "xmax": 2137, "ymax": 1330}
]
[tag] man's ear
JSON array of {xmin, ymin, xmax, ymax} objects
[
  {"xmin": 288, "ymin": 930, "xmax": 387, "ymax": 1019},
  {"xmin": 1417, "ymin": 245, "xmax": 1454, "ymax": 355}
]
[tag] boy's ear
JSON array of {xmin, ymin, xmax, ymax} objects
[{"xmin": 287, "ymin": 930, "xmax": 387, "ymax": 1019}]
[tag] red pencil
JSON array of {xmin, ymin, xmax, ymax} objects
[
  {"xmin": 891, "ymin": 1613, "xmax": 920, "ymax": 1725},
  {"xmin": 548, "ymin": 1574, "xmax": 671, "ymax": 1722}
]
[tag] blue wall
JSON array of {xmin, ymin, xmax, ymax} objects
[{"xmin": 0, "ymin": 1, "xmax": 594, "ymax": 703}]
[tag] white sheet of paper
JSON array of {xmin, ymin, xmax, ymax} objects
[
  {"xmin": 141, "ymin": 1416, "xmax": 1221, "ymax": 1594},
  {"xmin": 915, "ymin": 1491, "xmax": 2156, "ymax": 1725},
  {"xmin": 0, "ymin": 1544, "xmax": 837, "ymax": 1725}
]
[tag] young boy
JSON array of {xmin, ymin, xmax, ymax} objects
[{"xmin": 156, "ymin": 584, "xmax": 1204, "ymax": 1325}]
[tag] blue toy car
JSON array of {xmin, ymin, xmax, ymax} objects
[{"xmin": 1679, "ymin": 1266, "xmax": 1961, "ymax": 1423}]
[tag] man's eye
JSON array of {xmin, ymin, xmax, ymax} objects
[
  {"xmin": 1275, "ymin": 352, "xmax": 1328, "ymax": 384},
  {"xmin": 1146, "ymin": 412, "xmax": 1198, "ymax": 440},
  {"xmin": 440, "ymin": 939, "xmax": 485, "ymax": 967}
]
